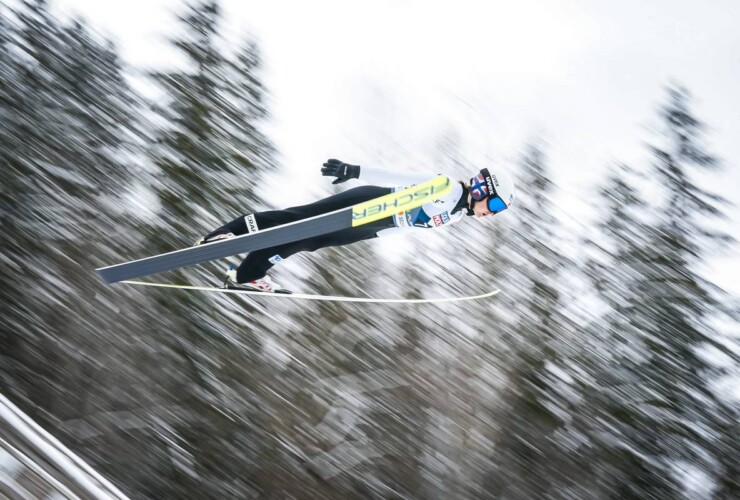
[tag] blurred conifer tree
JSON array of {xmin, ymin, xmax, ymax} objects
[
  {"xmin": 581, "ymin": 86, "xmax": 738, "ymax": 499},
  {"xmin": 142, "ymin": 1, "xmax": 279, "ymax": 496},
  {"xmin": 482, "ymin": 142, "xmax": 583, "ymax": 497}
]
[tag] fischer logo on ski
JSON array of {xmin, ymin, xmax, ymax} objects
[{"xmin": 351, "ymin": 176, "xmax": 451, "ymax": 226}]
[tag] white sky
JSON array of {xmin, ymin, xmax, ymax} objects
[{"xmin": 48, "ymin": 0, "xmax": 740, "ymax": 295}]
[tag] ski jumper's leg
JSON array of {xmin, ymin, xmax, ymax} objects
[
  {"xmin": 220, "ymin": 185, "xmax": 395, "ymax": 283},
  {"xmin": 236, "ymin": 225, "xmax": 388, "ymax": 283},
  {"xmin": 203, "ymin": 185, "xmax": 392, "ymax": 240}
]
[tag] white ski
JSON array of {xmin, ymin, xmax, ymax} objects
[{"xmin": 121, "ymin": 280, "xmax": 500, "ymax": 304}]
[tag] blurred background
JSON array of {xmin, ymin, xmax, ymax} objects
[{"xmin": 1, "ymin": 0, "xmax": 738, "ymax": 498}]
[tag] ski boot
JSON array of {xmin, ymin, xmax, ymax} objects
[
  {"xmin": 194, "ymin": 232, "xmax": 235, "ymax": 246},
  {"xmin": 223, "ymin": 266, "xmax": 293, "ymax": 294}
]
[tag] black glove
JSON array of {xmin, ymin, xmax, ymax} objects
[{"xmin": 321, "ymin": 159, "xmax": 361, "ymax": 184}]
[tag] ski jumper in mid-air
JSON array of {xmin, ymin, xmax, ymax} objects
[{"xmin": 194, "ymin": 159, "xmax": 516, "ymax": 293}]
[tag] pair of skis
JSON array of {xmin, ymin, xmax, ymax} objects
[{"xmin": 96, "ymin": 176, "xmax": 499, "ymax": 303}]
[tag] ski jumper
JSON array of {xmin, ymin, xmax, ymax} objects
[{"xmin": 203, "ymin": 168, "xmax": 469, "ymax": 283}]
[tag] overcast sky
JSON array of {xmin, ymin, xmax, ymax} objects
[{"xmin": 48, "ymin": 0, "xmax": 740, "ymax": 295}]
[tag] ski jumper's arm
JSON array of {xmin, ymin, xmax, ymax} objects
[
  {"xmin": 322, "ymin": 159, "xmax": 440, "ymax": 188},
  {"xmin": 357, "ymin": 166, "xmax": 440, "ymax": 188}
]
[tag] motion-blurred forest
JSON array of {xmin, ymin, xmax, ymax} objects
[{"xmin": 1, "ymin": 1, "xmax": 738, "ymax": 498}]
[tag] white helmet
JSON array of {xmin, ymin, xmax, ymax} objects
[{"xmin": 469, "ymin": 167, "xmax": 516, "ymax": 214}]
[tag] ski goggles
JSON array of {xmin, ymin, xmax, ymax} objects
[{"xmin": 469, "ymin": 169, "xmax": 509, "ymax": 214}]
